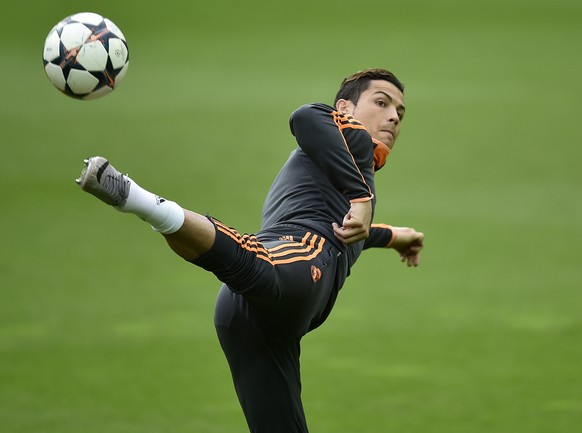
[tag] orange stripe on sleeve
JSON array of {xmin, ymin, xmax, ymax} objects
[
  {"xmin": 331, "ymin": 111, "xmax": 374, "ymax": 201},
  {"xmin": 350, "ymin": 196, "xmax": 374, "ymax": 203},
  {"xmin": 371, "ymin": 223, "xmax": 395, "ymax": 248}
]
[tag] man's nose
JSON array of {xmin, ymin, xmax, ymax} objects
[{"xmin": 387, "ymin": 106, "xmax": 399, "ymax": 124}]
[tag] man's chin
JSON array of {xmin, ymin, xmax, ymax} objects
[{"xmin": 378, "ymin": 137, "xmax": 394, "ymax": 149}]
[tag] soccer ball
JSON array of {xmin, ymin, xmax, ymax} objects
[{"xmin": 43, "ymin": 12, "xmax": 129, "ymax": 100}]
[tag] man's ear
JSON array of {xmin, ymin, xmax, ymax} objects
[{"xmin": 335, "ymin": 98, "xmax": 354, "ymax": 114}]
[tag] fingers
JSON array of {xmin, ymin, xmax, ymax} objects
[
  {"xmin": 409, "ymin": 252, "xmax": 421, "ymax": 267},
  {"xmin": 334, "ymin": 201, "xmax": 372, "ymax": 245},
  {"xmin": 400, "ymin": 246, "xmax": 422, "ymax": 267},
  {"xmin": 390, "ymin": 227, "xmax": 424, "ymax": 268},
  {"xmin": 332, "ymin": 222, "xmax": 369, "ymax": 245},
  {"xmin": 400, "ymin": 253, "xmax": 419, "ymax": 267}
]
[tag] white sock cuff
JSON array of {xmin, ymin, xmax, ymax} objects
[{"xmin": 151, "ymin": 200, "xmax": 185, "ymax": 234}]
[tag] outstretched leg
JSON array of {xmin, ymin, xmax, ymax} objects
[
  {"xmin": 76, "ymin": 156, "xmax": 214, "ymax": 261},
  {"xmin": 77, "ymin": 156, "xmax": 321, "ymax": 432}
]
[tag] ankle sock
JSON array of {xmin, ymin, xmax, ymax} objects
[{"xmin": 117, "ymin": 178, "xmax": 185, "ymax": 234}]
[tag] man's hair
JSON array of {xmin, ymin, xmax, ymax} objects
[{"xmin": 333, "ymin": 68, "xmax": 404, "ymax": 106}]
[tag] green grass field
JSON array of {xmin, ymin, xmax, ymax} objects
[{"xmin": 1, "ymin": 0, "xmax": 581, "ymax": 431}]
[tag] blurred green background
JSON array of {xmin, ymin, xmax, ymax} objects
[{"xmin": 1, "ymin": 0, "xmax": 581, "ymax": 432}]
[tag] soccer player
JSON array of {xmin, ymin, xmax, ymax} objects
[{"xmin": 76, "ymin": 68, "xmax": 424, "ymax": 433}]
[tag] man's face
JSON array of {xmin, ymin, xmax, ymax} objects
[{"xmin": 336, "ymin": 80, "xmax": 405, "ymax": 149}]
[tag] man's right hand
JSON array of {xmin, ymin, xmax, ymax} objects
[{"xmin": 332, "ymin": 200, "xmax": 373, "ymax": 245}]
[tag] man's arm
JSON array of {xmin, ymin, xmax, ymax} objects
[
  {"xmin": 364, "ymin": 223, "xmax": 395, "ymax": 249},
  {"xmin": 290, "ymin": 103, "xmax": 375, "ymax": 203},
  {"xmin": 332, "ymin": 200, "xmax": 372, "ymax": 244},
  {"xmin": 290, "ymin": 104, "xmax": 376, "ymax": 244},
  {"xmin": 364, "ymin": 224, "xmax": 425, "ymax": 267}
]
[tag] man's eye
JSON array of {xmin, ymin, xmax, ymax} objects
[{"xmin": 376, "ymin": 100, "xmax": 386, "ymax": 107}]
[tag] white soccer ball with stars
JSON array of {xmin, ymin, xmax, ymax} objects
[{"xmin": 43, "ymin": 12, "xmax": 129, "ymax": 100}]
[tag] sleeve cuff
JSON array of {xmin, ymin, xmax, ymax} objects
[{"xmin": 350, "ymin": 195, "xmax": 374, "ymax": 203}]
